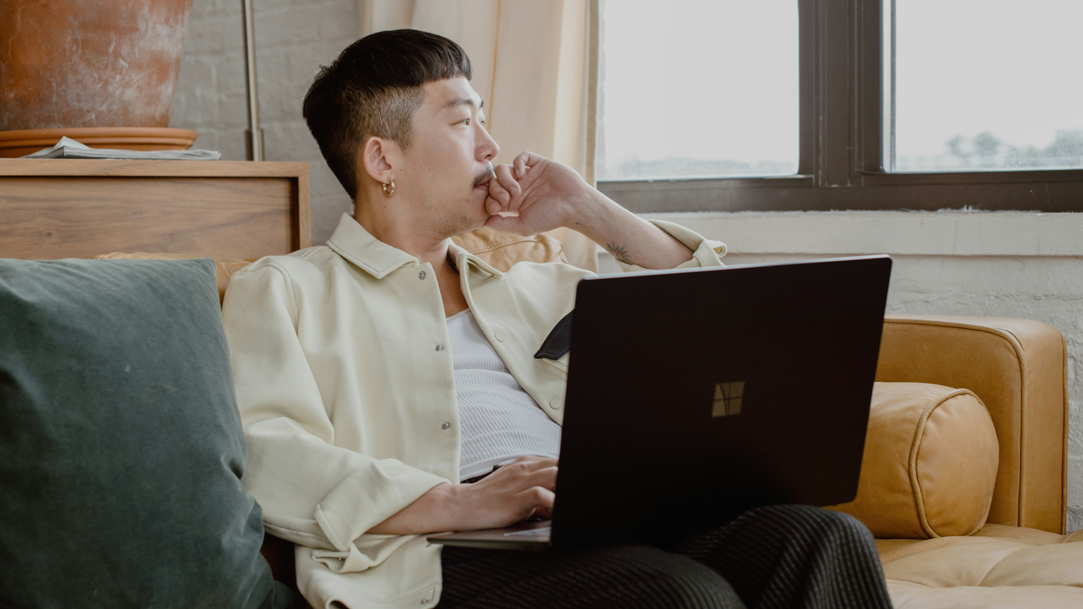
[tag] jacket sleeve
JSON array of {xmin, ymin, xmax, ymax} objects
[
  {"xmin": 221, "ymin": 262, "xmax": 446, "ymax": 555},
  {"xmin": 614, "ymin": 219, "xmax": 727, "ymax": 272}
]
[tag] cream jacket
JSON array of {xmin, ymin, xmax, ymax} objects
[{"xmin": 222, "ymin": 214, "xmax": 726, "ymax": 608}]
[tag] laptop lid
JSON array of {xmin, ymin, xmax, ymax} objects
[{"xmin": 548, "ymin": 255, "xmax": 892, "ymax": 549}]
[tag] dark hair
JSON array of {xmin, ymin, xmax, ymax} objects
[{"xmin": 303, "ymin": 29, "xmax": 472, "ymax": 199}]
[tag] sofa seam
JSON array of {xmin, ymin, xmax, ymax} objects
[
  {"xmin": 910, "ymin": 388, "xmax": 984, "ymax": 538},
  {"xmin": 909, "ymin": 393, "xmax": 937, "ymax": 538},
  {"xmin": 886, "ymin": 318, "xmax": 1030, "ymax": 529},
  {"xmin": 974, "ymin": 544, "xmax": 1032, "ymax": 587},
  {"xmin": 988, "ymin": 325, "xmax": 1030, "ymax": 529}
]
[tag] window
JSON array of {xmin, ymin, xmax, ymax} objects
[
  {"xmin": 892, "ymin": 0, "xmax": 1083, "ymax": 172},
  {"xmin": 598, "ymin": 0, "xmax": 799, "ymax": 181},
  {"xmin": 597, "ymin": 0, "xmax": 1083, "ymax": 212}
]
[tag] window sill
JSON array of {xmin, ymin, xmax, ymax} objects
[{"xmin": 639, "ymin": 210, "xmax": 1083, "ymax": 258}]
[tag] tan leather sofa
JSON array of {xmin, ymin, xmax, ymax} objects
[
  {"xmin": 857, "ymin": 315, "xmax": 1082, "ymax": 607},
  {"xmin": 103, "ymin": 237, "xmax": 1083, "ymax": 608}
]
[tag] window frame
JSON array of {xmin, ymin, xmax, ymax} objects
[{"xmin": 597, "ymin": 0, "xmax": 1083, "ymax": 213}]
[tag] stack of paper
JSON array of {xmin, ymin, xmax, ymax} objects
[{"xmin": 24, "ymin": 137, "xmax": 221, "ymax": 160}]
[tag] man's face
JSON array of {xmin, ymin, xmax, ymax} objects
[{"xmin": 396, "ymin": 77, "xmax": 499, "ymax": 237}]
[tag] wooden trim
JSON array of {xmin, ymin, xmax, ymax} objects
[
  {"xmin": 0, "ymin": 158, "xmax": 309, "ymax": 178},
  {"xmin": 296, "ymin": 163, "xmax": 312, "ymax": 249},
  {"xmin": 1, "ymin": 159, "xmax": 310, "ymax": 260}
]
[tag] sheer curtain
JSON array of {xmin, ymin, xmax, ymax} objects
[{"xmin": 359, "ymin": 0, "xmax": 600, "ymax": 271}]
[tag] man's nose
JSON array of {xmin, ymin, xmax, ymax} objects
[{"xmin": 478, "ymin": 125, "xmax": 499, "ymax": 161}]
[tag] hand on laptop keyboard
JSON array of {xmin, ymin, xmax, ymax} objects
[{"xmin": 450, "ymin": 456, "xmax": 557, "ymax": 530}]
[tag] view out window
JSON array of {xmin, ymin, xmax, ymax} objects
[
  {"xmin": 597, "ymin": 0, "xmax": 1083, "ymax": 213},
  {"xmin": 597, "ymin": 0, "xmax": 799, "ymax": 181},
  {"xmin": 891, "ymin": 0, "xmax": 1083, "ymax": 172}
]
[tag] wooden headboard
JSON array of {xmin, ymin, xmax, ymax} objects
[{"xmin": 0, "ymin": 159, "xmax": 310, "ymax": 260}]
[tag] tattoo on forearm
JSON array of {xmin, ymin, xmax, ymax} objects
[{"xmin": 606, "ymin": 242, "xmax": 633, "ymax": 265}]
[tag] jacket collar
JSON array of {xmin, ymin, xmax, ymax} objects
[
  {"xmin": 448, "ymin": 241, "xmax": 504, "ymax": 279},
  {"xmin": 325, "ymin": 213, "xmax": 503, "ymax": 280}
]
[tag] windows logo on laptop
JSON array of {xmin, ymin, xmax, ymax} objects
[{"xmin": 712, "ymin": 381, "xmax": 744, "ymax": 418}]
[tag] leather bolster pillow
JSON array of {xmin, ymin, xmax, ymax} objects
[{"xmin": 829, "ymin": 382, "xmax": 999, "ymax": 538}]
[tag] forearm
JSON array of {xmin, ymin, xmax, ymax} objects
[
  {"xmin": 367, "ymin": 482, "xmax": 457, "ymax": 535},
  {"xmin": 566, "ymin": 188, "xmax": 693, "ymax": 270}
]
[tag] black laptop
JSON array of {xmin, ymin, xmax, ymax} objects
[{"xmin": 428, "ymin": 255, "xmax": 892, "ymax": 551}]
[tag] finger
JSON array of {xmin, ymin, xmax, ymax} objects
[
  {"xmin": 507, "ymin": 456, "xmax": 558, "ymax": 467},
  {"xmin": 491, "ymin": 461, "xmax": 557, "ymax": 491},
  {"xmin": 483, "ymin": 214, "xmax": 529, "ymax": 236},
  {"xmin": 513, "ymin": 152, "xmax": 530, "ymax": 179},
  {"xmin": 485, "ymin": 195, "xmax": 503, "ymax": 216},
  {"xmin": 493, "ymin": 164, "xmax": 521, "ymax": 204},
  {"xmin": 515, "ymin": 151, "xmax": 547, "ymax": 179},
  {"xmin": 487, "ymin": 177, "xmax": 511, "ymax": 208},
  {"xmin": 522, "ymin": 486, "xmax": 555, "ymax": 512},
  {"xmin": 502, "ymin": 456, "xmax": 558, "ymax": 474},
  {"xmin": 522, "ymin": 466, "xmax": 558, "ymax": 491}
]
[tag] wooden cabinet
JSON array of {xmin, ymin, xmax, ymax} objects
[{"xmin": 0, "ymin": 159, "xmax": 310, "ymax": 260}]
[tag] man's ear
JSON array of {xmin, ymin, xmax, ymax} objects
[{"xmin": 359, "ymin": 136, "xmax": 400, "ymax": 186}]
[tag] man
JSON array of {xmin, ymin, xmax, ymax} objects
[{"xmin": 223, "ymin": 29, "xmax": 892, "ymax": 609}]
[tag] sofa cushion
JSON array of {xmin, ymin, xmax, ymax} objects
[
  {"xmin": 0, "ymin": 258, "xmax": 295, "ymax": 609},
  {"xmin": 95, "ymin": 251, "xmax": 258, "ymax": 303},
  {"xmin": 878, "ymin": 524, "xmax": 1083, "ymax": 608},
  {"xmin": 830, "ymin": 382, "xmax": 999, "ymax": 538}
]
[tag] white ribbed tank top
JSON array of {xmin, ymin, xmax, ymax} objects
[{"xmin": 446, "ymin": 309, "xmax": 562, "ymax": 482}]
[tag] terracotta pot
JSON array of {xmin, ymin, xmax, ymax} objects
[{"xmin": 0, "ymin": 0, "xmax": 195, "ymax": 131}]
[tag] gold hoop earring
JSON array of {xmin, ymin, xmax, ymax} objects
[{"xmin": 382, "ymin": 179, "xmax": 395, "ymax": 197}]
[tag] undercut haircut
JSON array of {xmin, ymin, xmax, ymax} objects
[{"xmin": 303, "ymin": 29, "xmax": 473, "ymax": 199}]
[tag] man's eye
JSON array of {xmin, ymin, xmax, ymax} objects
[{"xmin": 462, "ymin": 118, "xmax": 471, "ymax": 126}]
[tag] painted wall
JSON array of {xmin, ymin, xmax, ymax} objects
[{"xmin": 169, "ymin": 0, "xmax": 359, "ymax": 244}]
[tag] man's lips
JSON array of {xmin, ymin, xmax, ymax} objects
[{"xmin": 473, "ymin": 170, "xmax": 495, "ymax": 189}]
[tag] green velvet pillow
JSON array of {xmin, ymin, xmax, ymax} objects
[{"xmin": 0, "ymin": 259, "xmax": 296, "ymax": 609}]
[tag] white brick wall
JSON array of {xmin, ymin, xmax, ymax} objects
[{"xmin": 171, "ymin": 0, "xmax": 359, "ymax": 244}]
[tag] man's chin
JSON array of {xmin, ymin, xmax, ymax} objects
[{"xmin": 441, "ymin": 214, "xmax": 488, "ymax": 239}]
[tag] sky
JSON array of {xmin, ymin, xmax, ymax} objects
[
  {"xmin": 895, "ymin": 0, "xmax": 1083, "ymax": 156},
  {"xmin": 600, "ymin": 0, "xmax": 799, "ymax": 170},
  {"xmin": 600, "ymin": 0, "xmax": 1083, "ymax": 174}
]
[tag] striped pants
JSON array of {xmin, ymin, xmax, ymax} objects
[{"xmin": 438, "ymin": 504, "xmax": 892, "ymax": 609}]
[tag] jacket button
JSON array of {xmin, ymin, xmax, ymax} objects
[
  {"xmin": 494, "ymin": 331, "xmax": 505, "ymax": 342},
  {"xmin": 548, "ymin": 399, "xmax": 562, "ymax": 410},
  {"xmin": 435, "ymin": 345, "xmax": 444, "ymax": 352},
  {"xmin": 441, "ymin": 421, "xmax": 451, "ymax": 430},
  {"xmin": 418, "ymin": 270, "xmax": 426, "ymax": 280}
]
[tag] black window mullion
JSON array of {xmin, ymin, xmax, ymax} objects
[
  {"xmin": 816, "ymin": 0, "xmax": 854, "ymax": 187},
  {"xmin": 797, "ymin": 0, "xmax": 818, "ymax": 178},
  {"xmin": 855, "ymin": 0, "xmax": 886, "ymax": 176}
]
